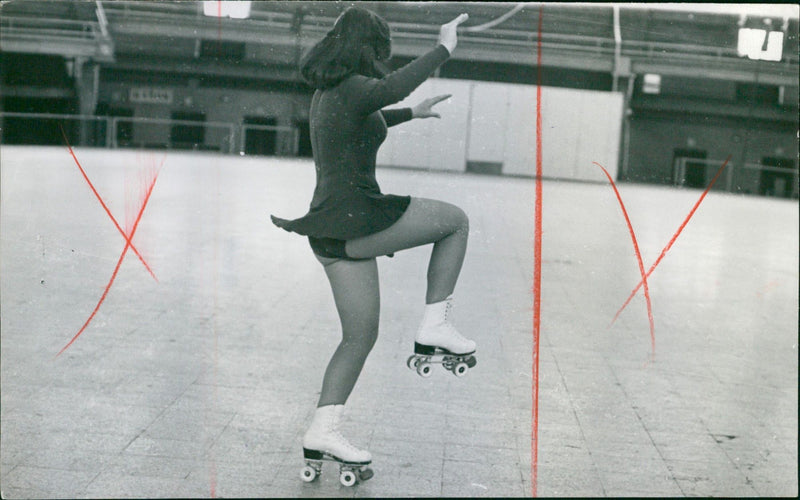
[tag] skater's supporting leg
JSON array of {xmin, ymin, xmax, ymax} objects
[
  {"xmin": 316, "ymin": 257, "xmax": 380, "ymax": 407},
  {"xmin": 346, "ymin": 197, "xmax": 469, "ymax": 304}
]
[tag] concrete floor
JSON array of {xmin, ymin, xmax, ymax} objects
[{"xmin": 1, "ymin": 146, "xmax": 797, "ymax": 498}]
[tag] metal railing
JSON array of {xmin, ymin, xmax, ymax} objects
[
  {"xmin": 305, "ymin": 13, "xmax": 797, "ymax": 65},
  {"xmin": 741, "ymin": 161, "xmax": 799, "ymax": 198},
  {"xmin": 109, "ymin": 116, "xmax": 236, "ymax": 153},
  {"xmin": 0, "ymin": 112, "xmax": 301, "ymax": 157},
  {"xmin": 101, "ymin": 1, "xmax": 296, "ymax": 30},
  {"xmin": 673, "ymin": 156, "xmax": 798, "ymax": 198},
  {"xmin": 673, "ymin": 157, "xmax": 734, "ymax": 191},
  {"xmin": 0, "ymin": 13, "xmax": 114, "ymax": 60},
  {"xmin": 0, "ymin": 15, "xmax": 102, "ymax": 41},
  {"xmin": 3, "ymin": 112, "xmax": 796, "ymax": 198},
  {"xmin": 0, "ymin": 112, "xmax": 109, "ymax": 147},
  {"xmin": 4, "ymin": 6, "xmax": 796, "ymax": 70}
]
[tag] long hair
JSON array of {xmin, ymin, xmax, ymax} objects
[{"xmin": 300, "ymin": 7, "xmax": 391, "ymax": 89}]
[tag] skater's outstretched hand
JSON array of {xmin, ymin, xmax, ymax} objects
[
  {"xmin": 438, "ymin": 13, "xmax": 468, "ymax": 53},
  {"xmin": 412, "ymin": 94, "xmax": 451, "ymax": 119}
]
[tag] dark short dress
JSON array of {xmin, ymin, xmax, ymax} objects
[{"xmin": 271, "ymin": 45, "xmax": 451, "ymax": 258}]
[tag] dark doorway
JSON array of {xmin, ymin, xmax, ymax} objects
[
  {"xmin": 244, "ymin": 116, "xmax": 277, "ymax": 156},
  {"xmin": 673, "ymin": 148, "xmax": 708, "ymax": 188},
  {"xmin": 171, "ymin": 111, "xmax": 205, "ymax": 149},
  {"xmin": 295, "ymin": 119, "xmax": 312, "ymax": 157},
  {"xmin": 1, "ymin": 53, "xmax": 72, "ymax": 87},
  {"xmin": 96, "ymin": 104, "xmax": 134, "ymax": 147},
  {"xmin": 0, "ymin": 97, "xmax": 77, "ymax": 145},
  {"xmin": 759, "ymin": 156, "xmax": 796, "ymax": 198}
]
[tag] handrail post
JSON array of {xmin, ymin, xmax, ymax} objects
[
  {"xmin": 726, "ymin": 160, "xmax": 734, "ymax": 193},
  {"xmin": 612, "ymin": 5, "xmax": 621, "ymax": 93},
  {"xmin": 111, "ymin": 117, "xmax": 118, "ymax": 148}
]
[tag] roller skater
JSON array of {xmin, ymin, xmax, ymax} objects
[{"xmin": 270, "ymin": 7, "xmax": 474, "ymax": 486}]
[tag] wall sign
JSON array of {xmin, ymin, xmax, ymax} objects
[{"xmin": 129, "ymin": 87, "xmax": 174, "ymax": 104}]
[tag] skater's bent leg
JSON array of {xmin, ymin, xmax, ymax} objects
[
  {"xmin": 346, "ymin": 198, "xmax": 469, "ymax": 304},
  {"xmin": 316, "ymin": 257, "xmax": 380, "ymax": 407}
]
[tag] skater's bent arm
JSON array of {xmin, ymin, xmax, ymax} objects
[
  {"xmin": 346, "ymin": 13, "xmax": 467, "ymax": 117},
  {"xmin": 347, "ymin": 45, "xmax": 450, "ymax": 116},
  {"xmin": 380, "ymin": 108, "xmax": 413, "ymax": 127}
]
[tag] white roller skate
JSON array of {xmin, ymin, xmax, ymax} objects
[
  {"xmin": 407, "ymin": 295, "xmax": 477, "ymax": 377},
  {"xmin": 300, "ymin": 404, "xmax": 373, "ymax": 486}
]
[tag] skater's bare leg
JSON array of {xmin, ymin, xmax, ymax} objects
[
  {"xmin": 346, "ymin": 197, "xmax": 469, "ymax": 304},
  {"xmin": 316, "ymin": 256, "xmax": 380, "ymax": 407}
]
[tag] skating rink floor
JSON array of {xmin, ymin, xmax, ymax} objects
[{"xmin": 1, "ymin": 146, "xmax": 797, "ymax": 498}]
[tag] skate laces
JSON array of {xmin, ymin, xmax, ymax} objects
[
  {"xmin": 330, "ymin": 415, "xmax": 365, "ymax": 455},
  {"xmin": 443, "ymin": 301, "xmax": 470, "ymax": 341},
  {"xmin": 331, "ymin": 429, "xmax": 365, "ymax": 455}
]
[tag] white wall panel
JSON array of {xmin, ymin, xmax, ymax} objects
[
  {"xmin": 378, "ymin": 78, "xmax": 623, "ymax": 181},
  {"xmin": 502, "ymin": 84, "xmax": 623, "ymax": 180},
  {"xmin": 376, "ymin": 78, "xmax": 470, "ymax": 172},
  {"xmin": 541, "ymin": 86, "xmax": 582, "ymax": 179},
  {"xmin": 466, "ymin": 82, "xmax": 509, "ymax": 163},
  {"xmin": 573, "ymin": 90, "xmax": 624, "ymax": 181},
  {"xmin": 501, "ymin": 84, "xmax": 538, "ymax": 176}
]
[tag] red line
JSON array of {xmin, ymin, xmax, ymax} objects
[
  {"xmin": 532, "ymin": 4, "xmax": 543, "ymax": 497},
  {"xmin": 595, "ymin": 162, "xmax": 655, "ymax": 358},
  {"xmin": 217, "ymin": 0, "xmax": 223, "ymax": 59},
  {"xmin": 611, "ymin": 155, "xmax": 731, "ymax": 324},
  {"xmin": 209, "ymin": 159, "xmax": 222, "ymax": 499},
  {"xmin": 59, "ymin": 126, "xmax": 158, "ymax": 283},
  {"xmin": 209, "ymin": 460, "xmax": 217, "ymax": 498},
  {"xmin": 56, "ymin": 237, "xmax": 130, "ymax": 357},
  {"xmin": 55, "ymin": 168, "xmax": 160, "ymax": 357}
]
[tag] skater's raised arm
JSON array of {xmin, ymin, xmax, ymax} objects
[
  {"xmin": 344, "ymin": 46, "xmax": 450, "ymax": 116},
  {"xmin": 346, "ymin": 13, "xmax": 469, "ymax": 116}
]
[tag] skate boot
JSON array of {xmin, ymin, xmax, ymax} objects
[
  {"xmin": 300, "ymin": 404, "xmax": 373, "ymax": 486},
  {"xmin": 407, "ymin": 295, "xmax": 477, "ymax": 377}
]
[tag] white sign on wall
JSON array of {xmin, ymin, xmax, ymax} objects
[{"xmin": 129, "ymin": 87, "xmax": 174, "ymax": 104}]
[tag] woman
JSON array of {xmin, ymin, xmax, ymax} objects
[{"xmin": 271, "ymin": 7, "xmax": 475, "ymax": 478}]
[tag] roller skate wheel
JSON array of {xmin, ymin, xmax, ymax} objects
[
  {"xmin": 340, "ymin": 469, "xmax": 357, "ymax": 486},
  {"xmin": 453, "ymin": 362, "xmax": 469, "ymax": 377},
  {"xmin": 359, "ymin": 467, "xmax": 374, "ymax": 481},
  {"xmin": 301, "ymin": 465, "xmax": 318, "ymax": 482},
  {"xmin": 406, "ymin": 355, "xmax": 418, "ymax": 369},
  {"xmin": 417, "ymin": 362, "xmax": 433, "ymax": 377}
]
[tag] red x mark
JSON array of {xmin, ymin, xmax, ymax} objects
[
  {"xmin": 595, "ymin": 162, "xmax": 655, "ymax": 355},
  {"xmin": 610, "ymin": 156, "xmax": 732, "ymax": 325},
  {"xmin": 595, "ymin": 155, "xmax": 732, "ymax": 358},
  {"xmin": 56, "ymin": 128, "xmax": 162, "ymax": 357}
]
